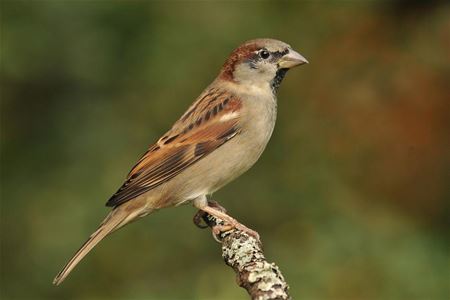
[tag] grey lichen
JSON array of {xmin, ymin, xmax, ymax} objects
[{"xmin": 196, "ymin": 205, "xmax": 291, "ymax": 300}]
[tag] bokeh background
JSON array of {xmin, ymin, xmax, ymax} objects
[{"xmin": 1, "ymin": 1, "xmax": 449, "ymax": 299}]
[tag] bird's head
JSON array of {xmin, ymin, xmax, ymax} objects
[{"xmin": 219, "ymin": 38, "xmax": 308, "ymax": 92}]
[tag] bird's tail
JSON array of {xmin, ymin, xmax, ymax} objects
[{"xmin": 53, "ymin": 209, "xmax": 130, "ymax": 286}]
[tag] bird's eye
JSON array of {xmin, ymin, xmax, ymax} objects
[{"xmin": 259, "ymin": 50, "xmax": 270, "ymax": 59}]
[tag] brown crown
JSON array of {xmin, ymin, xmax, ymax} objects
[{"xmin": 219, "ymin": 42, "xmax": 260, "ymax": 81}]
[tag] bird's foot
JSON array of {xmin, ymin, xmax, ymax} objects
[
  {"xmin": 193, "ymin": 200, "xmax": 227, "ymax": 229},
  {"xmin": 195, "ymin": 201, "xmax": 261, "ymax": 243},
  {"xmin": 211, "ymin": 221, "xmax": 261, "ymax": 243},
  {"xmin": 193, "ymin": 210, "xmax": 209, "ymax": 229}
]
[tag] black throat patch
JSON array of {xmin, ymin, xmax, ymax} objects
[{"xmin": 271, "ymin": 68, "xmax": 288, "ymax": 94}]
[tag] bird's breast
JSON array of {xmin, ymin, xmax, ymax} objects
[
  {"xmin": 203, "ymin": 92, "xmax": 277, "ymax": 192},
  {"xmin": 240, "ymin": 92, "xmax": 277, "ymax": 152}
]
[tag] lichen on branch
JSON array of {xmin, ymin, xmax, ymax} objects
[{"xmin": 194, "ymin": 202, "xmax": 291, "ymax": 300}]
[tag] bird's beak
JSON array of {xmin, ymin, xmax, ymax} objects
[{"xmin": 278, "ymin": 49, "xmax": 308, "ymax": 69}]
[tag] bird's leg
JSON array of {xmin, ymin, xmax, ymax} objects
[
  {"xmin": 193, "ymin": 197, "xmax": 260, "ymax": 242},
  {"xmin": 193, "ymin": 200, "xmax": 226, "ymax": 229},
  {"xmin": 204, "ymin": 199, "xmax": 228, "ymax": 215}
]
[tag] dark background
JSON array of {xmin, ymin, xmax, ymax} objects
[{"xmin": 1, "ymin": 1, "xmax": 449, "ymax": 299}]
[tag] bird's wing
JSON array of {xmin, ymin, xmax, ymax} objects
[{"xmin": 106, "ymin": 88, "xmax": 242, "ymax": 207}]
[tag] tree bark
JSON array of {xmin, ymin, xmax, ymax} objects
[{"xmin": 194, "ymin": 202, "xmax": 291, "ymax": 300}]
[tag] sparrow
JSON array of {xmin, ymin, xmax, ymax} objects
[{"xmin": 53, "ymin": 38, "xmax": 308, "ymax": 285}]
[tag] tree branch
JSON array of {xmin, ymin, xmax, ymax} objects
[{"xmin": 194, "ymin": 201, "xmax": 291, "ymax": 300}]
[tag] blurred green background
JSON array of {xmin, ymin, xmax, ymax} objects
[{"xmin": 1, "ymin": 1, "xmax": 449, "ymax": 299}]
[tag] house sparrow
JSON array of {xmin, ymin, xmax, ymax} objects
[{"xmin": 53, "ymin": 38, "xmax": 308, "ymax": 285}]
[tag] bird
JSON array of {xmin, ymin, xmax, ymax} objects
[{"xmin": 53, "ymin": 38, "xmax": 308, "ymax": 285}]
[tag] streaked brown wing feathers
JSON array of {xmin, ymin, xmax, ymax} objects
[{"xmin": 106, "ymin": 90, "xmax": 241, "ymax": 207}]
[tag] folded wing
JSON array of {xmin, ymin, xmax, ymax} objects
[{"xmin": 106, "ymin": 89, "xmax": 242, "ymax": 207}]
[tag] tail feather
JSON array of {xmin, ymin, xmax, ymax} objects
[{"xmin": 53, "ymin": 210, "xmax": 127, "ymax": 285}]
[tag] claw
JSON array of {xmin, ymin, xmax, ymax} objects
[
  {"xmin": 193, "ymin": 210, "xmax": 209, "ymax": 229},
  {"xmin": 233, "ymin": 223, "xmax": 261, "ymax": 242},
  {"xmin": 211, "ymin": 224, "xmax": 234, "ymax": 242}
]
